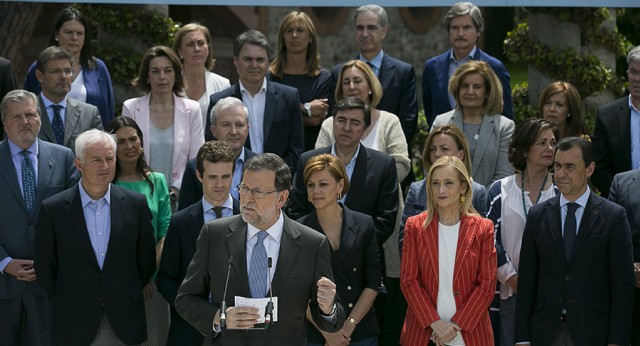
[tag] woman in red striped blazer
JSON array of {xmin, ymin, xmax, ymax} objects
[{"xmin": 401, "ymin": 156, "xmax": 496, "ymax": 345}]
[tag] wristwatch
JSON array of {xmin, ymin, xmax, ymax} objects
[
  {"xmin": 303, "ymin": 102, "xmax": 312, "ymax": 117},
  {"xmin": 348, "ymin": 317, "xmax": 358, "ymax": 325}
]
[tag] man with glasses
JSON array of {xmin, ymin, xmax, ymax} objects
[
  {"xmin": 593, "ymin": 45, "xmax": 640, "ymax": 197},
  {"xmin": 34, "ymin": 46, "xmax": 102, "ymax": 154},
  {"xmin": 176, "ymin": 153, "xmax": 345, "ymax": 345},
  {"xmin": 158, "ymin": 141, "xmax": 240, "ymax": 345}
]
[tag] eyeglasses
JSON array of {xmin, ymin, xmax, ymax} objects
[
  {"xmin": 236, "ymin": 184, "xmax": 279, "ymax": 199},
  {"xmin": 47, "ymin": 68, "xmax": 74, "ymax": 77},
  {"xmin": 628, "ymin": 69, "xmax": 640, "ymax": 78}
]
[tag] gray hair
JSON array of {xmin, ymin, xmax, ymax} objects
[
  {"xmin": 36, "ymin": 46, "xmax": 74, "ymax": 73},
  {"xmin": 1, "ymin": 89, "xmax": 39, "ymax": 122},
  {"xmin": 244, "ymin": 153, "xmax": 292, "ymax": 193},
  {"xmin": 75, "ymin": 129, "xmax": 117, "ymax": 162},
  {"xmin": 627, "ymin": 45, "xmax": 640, "ymax": 65},
  {"xmin": 210, "ymin": 97, "xmax": 249, "ymax": 126},
  {"xmin": 353, "ymin": 4, "xmax": 388, "ymax": 28},
  {"xmin": 443, "ymin": 2, "xmax": 484, "ymax": 33},
  {"xmin": 233, "ymin": 30, "xmax": 271, "ymax": 60}
]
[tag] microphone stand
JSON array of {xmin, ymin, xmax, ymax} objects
[
  {"xmin": 264, "ymin": 257, "xmax": 274, "ymax": 332},
  {"xmin": 220, "ymin": 255, "xmax": 234, "ymax": 330}
]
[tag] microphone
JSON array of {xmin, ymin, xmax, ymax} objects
[
  {"xmin": 264, "ymin": 257, "xmax": 274, "ymax": 331},
  {"xmin": 220, "ymin": 255, "xmax": 234, "ymax": 330}
]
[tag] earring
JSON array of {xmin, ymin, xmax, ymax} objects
[
  {"xmin": 368, "ymin": 91, "xmax": 372, "ymax": 95},
  {"xmin": 337, "ymin": 192, "xmax": 342, "ymax": 200},
  {"xmin": 567, "ymin": 113, "xmax": 571, "ymax": 118},
  {"xmin": 460, "ymin": 194, "xmax": 466, "ymax": 203}
]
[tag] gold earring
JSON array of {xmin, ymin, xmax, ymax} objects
[
  {"xmin": 460, "ymin": 194, "xmax": 466, "ymax": 203},
  {"xmin": 337, "ymin": 192, "xmax": 342, "ymax": 200}
]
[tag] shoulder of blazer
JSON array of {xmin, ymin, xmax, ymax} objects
[{"xmin": 123, "ymin": 94, "xmax": 149, "ymax": 111}]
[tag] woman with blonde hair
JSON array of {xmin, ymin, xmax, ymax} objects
[
  {"xmin": 269, "ymin": 11, "xmax": 331, "ymax": 151},
  {"xmin": 172, "ymin": 22, "xmax": 230, "ymax": 127},
  {"xmin": 401, "ymin": 156, "xmax": 496, "ymax": 345},
  {"xmin": 431, "ymin": 60, "xmax": 515, "ymax": 187}
]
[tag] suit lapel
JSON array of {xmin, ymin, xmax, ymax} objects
[
  {"xmin": 104, "ymin": 186, "xmax": 126, "ymax": 268},
  {"xmin": 34, "ymin": 141, "xmax": 55, "ymax": 214},
  {"xmin": 172, "ymin": 94, "xmax": 187, "ymax": 174},
  {"xmin": 226, "ymin": 217, "xmax": 251, "ymax": 297},
  {"xmin": 271, "ymin": 216, "xmax": 302, "ymax": 296},
  {"xmin": 424, "ymin": 214, "xmax": 439, "ymax": 289},
  {"xmin": 189, "ymin": 201, "xmax": 205, "ymax": 246},
  {"xmin": 546, "ymin": 197, "xmax": 568, "ymax": 266},
  {"xmin": 453, "ymin": 215, "xmax": 476, "ymax": 285},
  {"xmin": 345, "ymin": 145, "xmax": 368, "ymax": 205},
  {"xmin": 38, "ymin": 97, "xmax": 56, "ymax": 142},
  {"xmin": 629, "ymin": 173, "xmax": 640, "ymax": 231},
  {"xmin": 437, "ymin": 55, "xmax": 450, "ymax": 99},
  {"xmin": 263, "ymin": 81, "xmax": 276, "ymax": 142},
  {"xmin": 377, "ymin": 55, "xmax": 394, "ymax": 90},
  {"xmin": 617, "ymin": 100, "xmax": 632, "ymax": 169},
  {"xmin": 67, "ymin": 186, "xmax": 101, "ymax": 269},
  {"xmin": 471, "ymin": 115, "xmax": 496, "ymax": 175},
  {"xmin": 338, "ymin": 210, "xmax": 358, "ymax": 280},
  {"xmin": 0, "ymin": 141, "xmax": 25, "ymax": 211},
  {"xmin": 63, "ymin": 98, "xmax": 80, "ymax": 147}
]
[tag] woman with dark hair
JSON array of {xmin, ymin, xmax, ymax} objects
[
  {"xmin": 485, "ymin": 118, "xmax": 558, "ymax": 346},
  {"xmin": 539, "ymin": 81, "xmax": 588, "ymax": 140},
  {"xmin": 107, "ymin": 115, "xmax": 172, "ymax": 346},
  {"xmin": 431, "ymin": 60, "xmax": 515, "ymax": 187},
  {"xmin": 269, "ymin": 11, "xmax": 331, "ymax": 151},
  {"xmin": 122, "ymin": 45, "xmax": 204, "ymax": 204},
  {"xmin": 24, "ymin": 6, "xmax": 115, "ymax": 127},
  {"xmin": 401, "ymin": 156, "xmax": 496, "ymax": 345},
  {"xmin": 297, "ymin": 154, "xmax": 382, "ymax": 345},
  {"xmin": 173, "ymin": 22, "xmax": 230, "ymax": 127}
]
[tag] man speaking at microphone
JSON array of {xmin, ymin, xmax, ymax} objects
[{"xmin": 176, "ymin": 153, "xmax": 345, "ymax": 344}]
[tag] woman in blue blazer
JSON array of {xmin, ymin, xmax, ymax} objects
[{"xmin": 24, "ymin": 7, "xmax": 114, "ymax": 127}]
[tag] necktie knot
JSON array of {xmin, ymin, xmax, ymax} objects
[
  {"xmin": 51, "ymin": 104, "xmax": 63, "ymax": 113},
  {"xmin": 257, "ymin": 231, "xmax": 268, "ymax": 243},
  {"xmin": 213, "ymin": 206, "xmax": 224, "ymax": 219},
  {"xmin": 566, "ymin": 202, "xmax": 579, "ymax": 214}
]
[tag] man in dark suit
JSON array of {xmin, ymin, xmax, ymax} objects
[
  {"xmin": 35, "ymin": 129, "xmax": 157, "ymax": 346},
  {"xmin": 0, "ymin": 56, "xmax": 17, "ymax": 135},
  {"xmin": 289, "ymin": 97, "xmax": 398, "ymax": 249},
  {"xmin": 592, "ymin": 45, "xmax": 640, "ymax": 197},
  {"xmin": 331, "ymin": 4, "xmax": 417, "ymax": 146},
  {"xmin": 515, "ymin": 137, "xmax": 635, "ymax": 346},
  {"xmin": 180, "ymin": 97, "xmax": 256, "ymax": 210},
  {"xmin": 422, "ymin": 2, "xmax": 513, "ymax": 126},
  {"xmin": 34, "ymin": 46, "xmax": 103, "ymax": 153},
  {"xmin": 175, "ymin": 153, "xmax": 345, "ymax": 345},
  {"xmin": 204, "ymin": 30, "xmax": 303, "ymax": 172},
  {"xmin": 158, "ymin": 141, "xmax": 241, "ymax": 345},
  {"xmin": 609, "ymin": 170, "xmax": 640, "ymax": 345},
  {"xmin": 0, "ymin": 90, "xmax": 79, "ymax": 345}
]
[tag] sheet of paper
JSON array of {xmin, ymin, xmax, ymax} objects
[{"xmin": 234, "ymin": 296, "xmax": 278, "ymax": 323}]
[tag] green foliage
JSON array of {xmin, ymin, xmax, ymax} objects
[
  {"xmin": 511, "ymin": 82, "xmax": 538, "ymax": 124},
  {"xmin": 73, "ymin": 4, "xmax": 180, "ymax": 86},
  {"xmin": 411, "ymin": 108, "xmax": 429, "ymax": 181}
]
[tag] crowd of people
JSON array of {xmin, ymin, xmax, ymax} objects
[{"xmin": 1, "ymin": 2, "xmax": 640, "ymax": 346}]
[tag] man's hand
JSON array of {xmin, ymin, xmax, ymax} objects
[
  {"xmin": 4, "ymin": 259, "xmax": 36, "ymax": 282},
  {"xmin": 225, "ymin": 306, "xmax": 260, "ymax": 329},
  {"xmin": 316, "ymin": 276, "xmax": 337, "ymax": 314}
]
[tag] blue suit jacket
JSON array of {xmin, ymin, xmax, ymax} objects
[
  {"xmin": 422, "ymin": 48, "xmax": 513, "ymax": 126},
  {"xmin": 0, "ymin": 139, "xmax": 79, "ymax": 299},
  {"xmin": 515, "ymin": 193, "xmax": 634, "ymax": 345},
  {"xmin": 204, "ymin": 81, "xmax": 304, "ymax": 172},
  {"xmin": 157, "ymin": 199, "xmax": 240, "ymax": 346},
  {"xmin": 25, "ymin": 58, "xmax": 115, "ymax": 128},
  {"xmin": 331, "ymin": 53, "xmax": 418, "ymax": 143}
]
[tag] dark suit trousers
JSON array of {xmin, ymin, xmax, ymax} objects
[
  {"xmin": 0, "ymin": 283, "xmax": 51, "ymax": 346},
  {"xmin": 550, "ymin": 321, "xmax": 575, "ymax": 346}
]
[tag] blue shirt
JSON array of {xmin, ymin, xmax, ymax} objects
[
  {"xmin": 231, "ymin": 148, "xmax": 246, "ymax": 200},
  {"xmin": 41, "ymin": 93, "xmax": 68, "ymax": 127},
  {"xmin": 629, "ymin": 95, "xmax": 640, "ymax": 170},
  {"xmin": 79, "ymin": 181, "xmax": 112, "ymax": 269},
  {"xmin": 560, "ymin": 186, "xmax": 590, "ymax": 237},
  {"xmin": 359, "ymin": 50, "xmax": 384, "ymax": 77},
  {"xmin": 331, "ymin": 142, "xmax": 361, "ymax": 203},
  {"xmin": 448, "ymin": 46, "xmax": 477, "ymax": 108},
  {"xmin": 202, "ymin": 194, "xmax": 234, "ymax": 223}
]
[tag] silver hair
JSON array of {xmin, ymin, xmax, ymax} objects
[
  {"xmin": 443, "ymin": 2, "xmax": 484, "ymax": 33},
  {"xmin": 627, "ymin": 45, "xmax": 640, "ymax": 65},
  {"xmin": 1, "ymin": 89, "xmax": 39, "ymax": 122},
  {"xmin": 75, "ymin": 129, "xmax": 117, "ymax": 162},
  {"xmin": 353, "ymin": 4, "xmax": 388, "ymax": 28},
  {"xmin": 209, "ymin": 97, "xmax": 249, "ymax": 126}
]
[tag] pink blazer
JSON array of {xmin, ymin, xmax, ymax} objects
[
  {"xmin": 400, "ymin": 212, "xmax": 496, "ymax": 346},
  {"xmin": 122, "ymin": 93, "xmax": 204, "ymax": 189}
]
